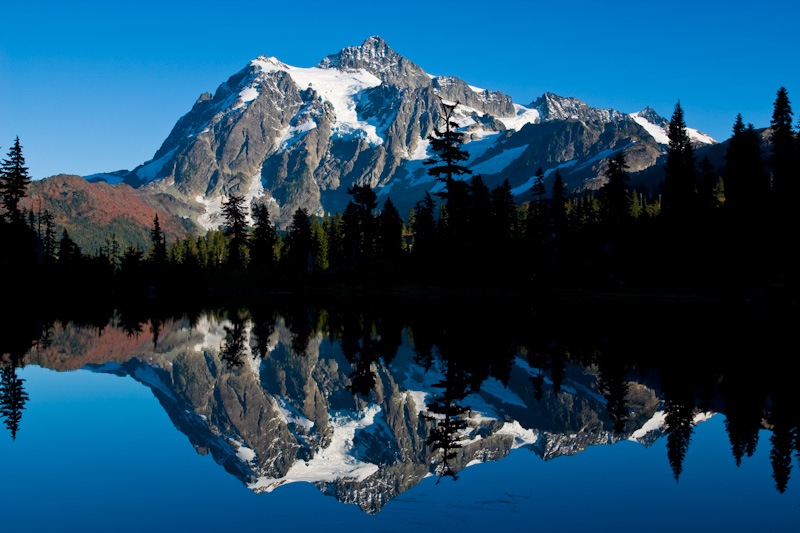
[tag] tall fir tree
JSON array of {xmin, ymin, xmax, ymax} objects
[
  {"xmin": 250, "ymin": 204, "xmax": 277, "ymax": 271},
  {"xmin": 286, "ymin": 207, "xmax": 312, "ymax": 273},
  {"xmin": 0, "ymin": 137, "xmax": 32, "ymax": 223},
  {"xmin": 148, "ymin": 214, "xmax": 168, "ymax": 266},
  {"xmin": 0, "ymin": 366, "xmax": 29, "ymax": 440},
  {"xmin": 769, "ymin": 87, "xmax": 795, "ymax": 202},
  {"xmin": 662, "ymin": 101, "xmax": 697, "ymax": 218},
  {"xmin": 550, "ymin": 170, "xmax": 568, "ymax": 237},
  {"xmin": 222, "ymin": 194, "xmax": 249, "ymax": 268},
  {"xmin": 411, "ymin": 193, "xmax": 437, "ymax": 261},
  {"xmin": 599, "ymin": 150, "xmax": 632, "ymax": 227},
  {"xmin": 377, "ymin": 197, "xmax": 404, "ymax": 262},
  {"xmin": 424, "ymin": 98, "xmax": 471, "ymax": 237},
  {"xmin": 526, "ymin": 167, "xmax": 548, "ymax": 242},
  {"xmin": 491, "ymin": 179, "xmax": 516, "ymax": 240}
]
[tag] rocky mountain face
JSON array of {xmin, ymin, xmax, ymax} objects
[
  {"xmin": 28, "ymin": 313, "xmax": 670, "ymax": 514},
  {"xmin": 64, "ymin": 36, "xmax": 715, "ymax": 232}
]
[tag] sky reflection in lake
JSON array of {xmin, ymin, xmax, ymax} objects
[{"xmin": 2, "ymin": 365, "xmax": 797, "ymax": 533}]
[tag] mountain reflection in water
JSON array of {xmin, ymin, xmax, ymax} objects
[{"xmin": 1, "ymin": 298, "xmax": 799, "ymax": 524}]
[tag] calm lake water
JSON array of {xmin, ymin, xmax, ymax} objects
[{"xmin": 1, "ymin": 299, "xmax": 798, "ymax": 531}]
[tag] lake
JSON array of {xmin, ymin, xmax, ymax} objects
[{"xmin": 1, "ymin": 297, "xmax": 798, "ymax": 531}]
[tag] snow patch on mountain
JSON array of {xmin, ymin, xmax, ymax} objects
[
  {"xmin": 574, "ymin": 142, "xmax": 635, "ymax": 172},
  {"xmin": 630, "ymin": 114, "xmax": 671, "ymax": 145},
  {"xmin": 196, "ymin": 195, "xmax": 226, "ymax": 232},
  {"xmin": 478, "ymin": 377, "xmax": 527, "ymax": 407},
  {"xmin": 192, "ymin": 315, "xmax": 227, "ymax": 353},
  {"xmin": 251, "ymin": 56, "xmax": 384, "ymax": 145},
  {"xmin": 249, "ymin": 405, "xmax": 382, "ymax": 493},
  {"xmin": 136, "ymin": 147, "xmax": 178, "ymax": 183},
  {"xmin": 274, "ymin": 398, "xmax": 315, "ymax": 431},
  {"xmin": 277, "ymin": 120, "xmax": 318, "ymax": 151},
  {"xmin": 628, "ymin": 410, "xmax": 665, "ymax": 442},
  {"xmin": 470, "ymin": 145, "xmax": 528, "ymax": 175},
  {"xmin": 687, "ymin": 128, "xmax": 715, "ymax": 145},
  {"xmin": 236, "ymin": 445, "xmax": 256, "ymax": 462},
  {"xmin": 497, "ymin": 421, "xmax": 538, "ymax": 449},
  {"xmin": 631, "ymin": 112, "xmax": 715, "ymax": 146},
  {"xmin": 497, "ymin": 104, "xmax": 540, "ymax": 131},
  {"xmin": 133, "ymin": 365, "xmax": 175, "ymax": 400},
  {"xmin": 408, "ymin": 138, "xmax": 430, "ymax": 161},
  {"xmin": 510, "ymin": 160, "xmax": 579, "ymax": 196}
]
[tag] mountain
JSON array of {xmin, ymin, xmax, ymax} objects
[
  {"xmin": 28, "ymin": 312, "xmax": 670, "ymax": 514},
  {"xmin": 57, "ymin": 36, "xmax": 715, "ymax": 235},
  {"xmin": 20, "ymin": 174, "xmax": 194, "ymax": 252}
]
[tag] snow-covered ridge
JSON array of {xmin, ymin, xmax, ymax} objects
[
  {"xmin": 497, "ymin": 104, "xmax": 541, "ymax": 131},
  {"xmin": 630, "ymin": 110, "xmax": 716, "ymax": 145},
  {"xmin": 250, "ymin": 56, "xmax": 384, "ymax": 146},
  {"xmin": 249, "ymin": 405, "xmax": 382, "ymax": 493}
]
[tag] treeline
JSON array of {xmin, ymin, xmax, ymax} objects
[{"xmin": 2, "ymin": 88, "xmax": 800, "ymax": 296}]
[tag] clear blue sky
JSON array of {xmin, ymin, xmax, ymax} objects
[{"xmin": 1, "ymin": 0, "xmax": 798, "ymax": 179}]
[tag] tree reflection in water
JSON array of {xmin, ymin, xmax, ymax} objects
[{"xmin": 4, "ymin": 297, "xmax": 800, "ymax": 500}]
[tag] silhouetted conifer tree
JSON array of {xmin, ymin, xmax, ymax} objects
[
  {"xmin": 424, "ymin": 99, "xmax": 471, "ymax": 194},
  {"xmin": 222, "ymin": 194, "xmax": 249, "ymax": 268},
  {"xmin": 377, "ymin": 197, "xmax": 403, "ymax": 262},
  {"xmin": 250, "ymin": 204, "xmax": 277, "ymax": 271},
  {"xmin": 550, "ymin": 170, "xmax": 568, "ymax": 237},
  {"xmin": 769, "ymin": 87, "xmax": 795, "ymax": 201},
  {"xmin": 726, "ymin": 115, "xmax": 766, "ymax": 214},
  {"xmin": 148, "ymin": 214, "xmax": 168, "ymax": 266},
  {"xmin": 663, "ymin": 101, "xmax": 697, "ymax": 219},
  {"xmin": 0, "ymin": 137, "xmax": 31, "ymax": 223},
  {"xmin": 411, "ymin": 193, "xmax": 437, "ymax": 261},
  {"xmin": 491, "ymin": 179, "xmax": 516, "ymax": 240},
  {"xmin": 0, "ymin": 365, "xmax": 29, "ymax": 440},
  {"xmin": 599, "ymin": 150, "xmax": 631, "ymax": 227},
  {"xmin": 286, "ymin": 208, "xmax": 312, "ymax": 274},
  {"xmin": 665, "ymin": 396, "xmax": 694, "ymax": 481}
]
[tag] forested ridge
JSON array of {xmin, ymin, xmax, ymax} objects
[{"xmin": 2, "ymin": 89, "xmax": 799, "ymax": 299}]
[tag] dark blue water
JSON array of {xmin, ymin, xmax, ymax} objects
[{"xmin": 2, "ymin": 365, "xmax": 797, "ymax": 532}]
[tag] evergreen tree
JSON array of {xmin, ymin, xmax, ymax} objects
[
  {"xmin": 424, "ymin": 99, "xmax": 471, "ymax": 236},
  {"xmin": 250, "ymin": 204, "xmax": 277, "ymax": 271},
  {"xmin": 599, "ymin": 150, "xmax": 632, "ymax": 227},
  {"xmin": 664, "ymin": 396, "xmax": 694, "ymax": 481},
  {"xmin": 550, "ymin": 170, "xmax": 568, "ymax": 236},
  {"xmin": 42, "ymin": 210, "xmax": 56, "ymax": 263},
  {"xmin": 491, "ymin": 179, "xmax": 516, "ymax": 240},
  {"xmin": 324, "ymin": 213, "xmax": 345, "ymax": 269},
  {"xmin": 0, "ymin": 366, "xmax": 29, "ymax": 440},
  {"xmin": 105, "ymin": 233, "xmax": 121, "ymax": 272},
  {"xmin": 222, "ymin": 194, "xmax": 249, "ymax": 268},
  {"xmin": 377, "ymin": 197, "xmax": 403, "ymax": 262},
  {"xmin": 769, "ymin": 87, "xmax": 795, "ymax": 201},
  {"xmin": 344, "ymin": 184, "xmax": 379, "ymax": 263},
  {"xmin": 424, "ymin": 99, "xmax": 471, "ymax": 186},
  {"xmin": 726, "ymin": 115, "xmax": 766, "ymax": 213},
  {"xmin": 467, "ymin": 175, "xmax": 492, "ymax": 238},
  {"xmin": 411, "ymin": 193, "xmax": 437, "ymax": 260},
  {"xmin": 526, "ymin": 168, "xmax": 548, "ymax": 242},
  {"xmin": 148, "ymin": 214, "xmax": 168, "ymax": 266},
  {"xmin": 57, "ymin": 228, "xmax": 81, "ymax": 266},
  {"xmin": 662, "ymin": 101, "xmax": 697, "ymax": 217},
  {"xmin": 310, "ymin": 215, "xmax": 328, "ymax": 271},
  {"xmin": 697, "ymin": 156, "xmax": 720, "ymax": 211},
  {"xmin": 120, "ymin": 245, "xmax": 144, "ymax": 273},
  {"xmin": 286, "ymin": 207, "xmax": 312, "ymax": 273},
  {"xmin": 0, "ymin": 137, "xmax": 31, "ymax": 223}
]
